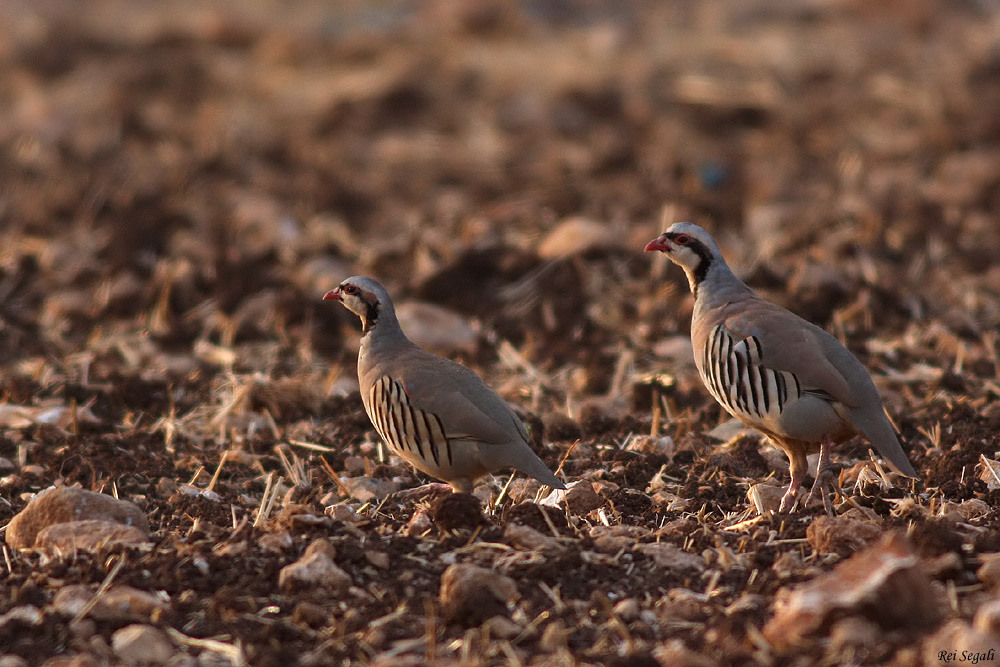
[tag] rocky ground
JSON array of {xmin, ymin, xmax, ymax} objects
[{"xmin": 2, "ymin": 1, "xmax": 1000, "ymax": 665}]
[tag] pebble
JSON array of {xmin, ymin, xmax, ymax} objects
[
  {"xmin": 562, "ymin": 482, "xmax": 604, "ymax": 516},
  {"xmin": 93, "ymin": 586, "xmax": 169, "ymax": 623},
  {"xmin": 747, "ymin": 483, "xmax": 784, "ymax": 515},
  {"xmin": 652, "ymin": 638, "xmax": 716, "ymax": 667},
  {"xmin": 364, "ymin": 551, "xmax": 390, "ymax": 569},
  {"xmin": 439, "ymin": 563, "xmax": 518, "ymax": 626},
  {"xmin": 504, "ymin": 523, "xmax": 562, "ymax": 554},
  {"xmin": 806, "ymin": 515, "xmax": 882, "ymax": 557},
  {"xmin": 612, "ymin": 598, "xmax": 641, "ymax": 622},
  {"xmin": 111, "ymin": 624, "xmax": 175, "ymax": 666},
  {"xmin": 35, "ymin": 520, "xmax": 151, "ymax": 555},
  {"xmin": 341, "ymin": 476, "xmax": 399, "ymax": 503},
  {"xmin": 763, "ymin": 532, "xmax": 946, "ymax": 652},
  {"xmin": 0, "ymin": 606, "xmax": 43, "ymax": 629},
  {"xmin": 977, "ymin": 553, "xmax": 1000, "ymax": 591},
  {"xmin": 972, "ymin": 597, "xmax": 1000, "ymax": 636},
  {"xmin": 6, "ymin": 487, "xmax": 149, "ymax": 550},
  {"xmin": 636, "ymin": 543, "xmax": 705, "ymax": 573},
  {"xmin": 278, "ymin": 539, "xmax": 351, "ymax": 593}
]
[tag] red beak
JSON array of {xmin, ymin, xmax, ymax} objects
[
  {"xmin": 323, "ymin": 288, "xmax": 342, "ymax": 301},
  {"xmin": 644, "ymin": 236, "xmax": 670, "ymax": 253}
]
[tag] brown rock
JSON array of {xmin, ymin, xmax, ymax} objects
[
  {"xmin": 806, "ymin": 515, "xmax": 882, "ymax": 557},
  {"xmin": 429, "ymin": 493, "xmax": 485, "ymax": 531},
  {"xmin": 972, "ymin": 597, "xmax": 1000, "ymax": 637},
  {"xmin": 637, "ymin": 543, "xmax": 705, "ymax": 573},
  {"xmin": 504, "ymin": 522, "xmax": 562, "ymax": 554},
  {"xmin": 563, "ymin": 482, "xmax": 603, "ymax": 516},
  {"xmin": 763, "ymin": 532, "xmax": 946, "ymax": 653},
  {"xmin": 34, "ymin": 520, "xmax": 151, "ymax": 555},
  {"xmin": 6, "ymin": 487, "xmax": 149, "ymax": 550},
  {"xmin": 439, "ymin": 564, "xmax": 518, "ymax": 626},
  {"xmin": 653, "ymin": 639, "xmax": 716, "ymax": 667},
  {"xmin": 91, "ymin": 586, "xmax": 168, "ymax": 624},
  {"xmin": 111, "ymin": 624, "xmax": 175, "ymax": 666},
  {"xmin": 827, "ymin": 616, "xmax": 880, "ymax": 654},
  {"xmin": 278, "ymin": 539, "xmax": 351, "ymax": 593},
  {"xmin": 747, "ymin": 483, "xmax": 785, "ymax": 516},
  {"xmin": 978, "ymin": 553, "xmax": 1000, "ymax": 591},
  {"xmin": 589, "ymin": 525, "xmax": 647, "ymax": 554},
  {"xmin": 40, "ymin": 655, "xmax": 102, "ymax": 667}
]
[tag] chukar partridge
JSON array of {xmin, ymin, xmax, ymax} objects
[
  {"xmin": 645, "ymin": 223, "xmax": 918, "ymax": 512},
  {"xmin": 324, "ymin": 276, "xmax": 565, "ymax": 493}
]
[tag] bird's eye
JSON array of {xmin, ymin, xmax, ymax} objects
[
  {"xmin": 342, "ymin": 284, "xmax": 358, "ymax": 295},
  {"xmin": 673, "ymin": 234, "xmax": 691, "ymax": 245}
]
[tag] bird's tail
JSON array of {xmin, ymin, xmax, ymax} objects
[{"xmin": 851, "ymin": 406, "xmax": 919, "ymax": 478}]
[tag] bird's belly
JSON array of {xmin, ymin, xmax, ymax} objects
[{"xmin": 771, "ymin": 394, "xmax": 855, "ymax": 443}]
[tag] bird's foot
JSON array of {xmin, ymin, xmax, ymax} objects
[
  {"xmin": 804, "ymin": 469, "xmax": 840, "ymax": 515},
  {"xmin": 777, "ymin": 486, "xmax": 799, "ymax": 514},
  {"xmin": 803, "ymin": 439, "xmax": 840, "ymax": 515}
]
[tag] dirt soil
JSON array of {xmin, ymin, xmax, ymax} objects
[{"xmin": 2, "ymin": 1, "xmax": 1000, "ymax": 665}]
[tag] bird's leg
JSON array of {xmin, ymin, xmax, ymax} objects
[
  {"xmin": 804, "ymin": 438, "xmax": 838, "ymax": 515},
  {"xmin": 778, "ymin": 445, "xmax": 809, "ymax": 514}
]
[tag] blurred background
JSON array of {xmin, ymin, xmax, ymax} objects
[
  {"xmin": 2, "ymin": 0, "xmax": 1000, "ymax": 422},
  {"xmin": 4, "ymin": 3, "xmax": 1000, "ymax": 664}
]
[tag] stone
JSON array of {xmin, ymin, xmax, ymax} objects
[
  {"xmin": 562, "ymin": 482, "xmax": 603, "ymax": 516},
  {"xmin": 278, "ymin": 539, "xmax": 351, "ymax": 593},
  {"xmin": 364, "ymin": 551, "xmax": 390, "ymax": 570},
  {"xmin": 637, "ymin": 543, "xmax": 705, "ymax": 573},
  {"xmin": 34, "ymin": 520, "xmax": 151, "ymax": 555},
  {"xmin": 6, "ymin": 487, "xmax": 149, "ymax": 550},
  {"xmin": 111, "ymin": 624, "xmax": 175, "ymax": 666},
  {"xmin": 504, "ymin": 523, "xmax": 562, "ymax": 555},
  {"xmin": 827, "ymin": 616, "xmax": 879, "ymax": 654},
  {"xmin": 612, "ymin": 598, "xmax": 641, "ymax": 622},
  {"xmin": 0, "ymin": 606, "xmax": 43, "ymax": 629},
  {"xmin": 652, "ymin": 638, "xmax": 716, "ymax": 667},
  {"xmin": 341, "ymin": 476, "xmax": 399, "ymax": 503},
  {"xmin": 92, "ymin": 586, "xmax": 169, "ymax": 623},
  {"xmin": 763, "ymin": 532, "xmax": 946, "ymax": 652},
  {"xmin": 978, "ymin": 553, "xmax": 1000, "ymax": 591},
  {"xmin": 806, "ymin": 515, "xmax": 882, "ymax": 557},
  {"xmin": 747, "ymin": 483, "xmax": 784, "ymax": 515},
  {"xmin": 972, "ymin": 597, "xmax": 1000, "ymax": 637},
  {"xmin": 439, "ymin": 564, "xmax": 518, "ymax": 626}
]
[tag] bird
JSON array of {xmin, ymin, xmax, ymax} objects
[
  {"xmin": 323, "ymin": 276, "xmax": 566, "ymax": 494},
  {"xmin": 644, "ymin": 222, "xmax": 918, "ymax": 513}
]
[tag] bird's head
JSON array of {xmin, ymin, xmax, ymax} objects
[
  {"xmin": 323, "ymin": 276, "xmax": 392, "ymax": 333},
  {"xmin": 644, "ymin": 222, "xmax": 721, "ymax": 291}
]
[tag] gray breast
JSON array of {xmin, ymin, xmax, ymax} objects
[{"xmin": 368, "ymin": 375, "xmax": 454, "ymax": 467}]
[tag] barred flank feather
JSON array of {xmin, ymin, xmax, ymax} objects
[
  {"xmin": 703, "ymin": 325, "xmax": 802, "ymax": 422},
  {"xmin": 369, "ymin": 376, "xmax": 453, "ymax": 467}
]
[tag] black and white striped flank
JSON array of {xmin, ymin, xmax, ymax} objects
[
  {"xmin": 702, "ymin": 325, "xmax": 803, "ymax": 421},
  {"xmin": 368, "ymin": 376, "xmax": 453, "ymax": 467}
]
